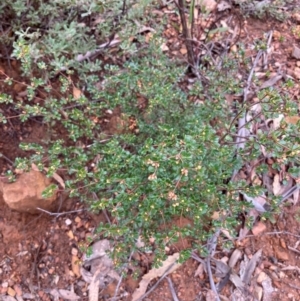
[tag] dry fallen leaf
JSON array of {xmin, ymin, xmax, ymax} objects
[
  {"xmin": 44, "ymin": 167, "xmax": 65, "ymax": 189},
  {"xmin": 71, "ymin": 255, "xmax": 81, "ymax": 278},
  {"xmin": 292, "ymin": 45, "xmax": 300, "ymax": 59},
  {"xmin": 67, "ymin": 230, "xmax": 74, "ymax": 240},
  {"xmin": 196, "ymin": 0, "xmax": 217, "ymax": 12},
  {"xmin": 194, "ymin": 263, "xmax": 204, "ymax": 277},
  {"xmin": 132, "ymin": 253, "xmax": 181, "ymax": 301},
  {"xmin": 259, "ymin": 74, "xmax": 283, "ymax": 90},
  {"xmin": 58, "ymin": 289, "xmax": 81, "ymax": 300},
  {"xmin": 73, "ymin": 86, "xmax": 82, "ymax": 100},
  {"xmin": 241, "ymin": 249, "xmax": 262, "ymax": 285},
  {"xmin": 284, "ymin": 116, "xmax": 300, "ymax": 125},
  {"xmin": 31, "ymin": 163, "xmax": 40, "ymax": 171},
  {"xmin": 229, "ymin": 249, "xmax": 242, "ymax": 268},
  {"xmin": 273, "ymin": 174, "xmax": 293, "ymax": 197},
  {"xmin": 252, "ymin": 221, "xmax": 267, "ymax": 236},
  {"xmin": 217, "ymin": 0, "xmax": 231, "ymax": 11},
  {"xmin": 205, "ymin": 289, "xmax": 218, "ymax": 301},
  {"xmin": 160, "ymin": 43, "xmax": 169, "ymax": 51}
]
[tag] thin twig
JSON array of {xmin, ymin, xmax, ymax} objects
[
  {"xmin": 206, "ymin": 230, "xmax": 221, "ymax": 301},
  {"xmin": 92, "ymin": 192, "xmax": 112, "ymax": 225},
  {"xmin": 36, "ymin": 207, "xmax": 86, "ymax": 216},
  {"xmin": 263, "ymin": 31, "xmax": 273, "ymax": 69},
  {"xmin": 0, "ymin": 152, "xmax": 14, "ymax": 165},
  {"xmin": 166, "ymin": 277, "xmax": 180, "ymax": 301},
  {"xmin": 191, "ymin": 252, "xmax": 206, "ymax": 265},
  {"xmin": 59, "ymin": 39, "xmax": 121, "ymax": 71},
  {"xmin": 287, "ymin": 245, "xmax": 300, "ymax": 255},
  {"xmin": 111, "ymin": 251, "xmax": 134, "ymax": 301},
  {"xmin": 244, "ymin": 231, "xmax": 300, "ymax": 240}
]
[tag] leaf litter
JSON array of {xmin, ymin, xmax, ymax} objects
[{"xmin": 1, "ymin": 1, "xmax": 300, "ymax": 301}]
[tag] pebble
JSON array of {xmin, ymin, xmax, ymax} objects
[
  {"xmin": 75, "ymin": 216, "xmax": 81, "ymax": 223},
  {"xmin": 67, "ymin": 230, "xmax": 74, "ymax": 240},
  {"xmin": 251, "ymin": 222, "xmax": 267, "ymax": 236},
  {"xmin": 2, "ymin": 282, "xmax": 9, "ymax": 288},
  {"xmin": 65, "ymin": 219, "xmax": 72, "ymax": 226},
  {"xmin": 71, "ymin": 247, "xmax": 78, "ymax": 256},
  {"xmin": 257, "ymin": 271, "xmax": 267, "ymax": 283},
  {"xmin": 254, "ymin": 286, "xmax": 263, "ymax": 301},
  {"xmin": 13, "ymin": 284, "xmax": 22, "ymax": 296},
  {"xmin": 7, "ymin": 287, "xmax": 16, "ymax": 297},
  {"xmin": 275, "ymin": 248, "xmax": 289, "ymax": 261},
  {"xmin": 22, "ymin": 293, "xmax": 35, "ymax": 299}
]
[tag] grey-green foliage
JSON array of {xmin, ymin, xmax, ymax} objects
[{"xmin": 234, "ymin": 0, "xmax": 292, "ymax": 21}]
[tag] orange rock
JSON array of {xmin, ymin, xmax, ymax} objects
[
  {"xmin": 7, "ymin": 287, "xmax": 16, "ymax": 297},
  {"xmin": 275, "ymin": 247, "xmax": 289, "ymax": 261},
  {"xmin": 0, "ymin": 170, "xmax": 58, "ymax": 214},
  {"xmin": 251, "ymin": 221, "xmax": 267, "ymax": 236}
]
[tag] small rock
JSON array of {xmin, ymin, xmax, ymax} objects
[
  {"xmin": 293, "ymin": 13, "xmax": 300, "ymax": 22},
  {"xmin": 257, "ymin": 271, "xmax": 267, "ymax": 284},
  {"xmin": 22, "ymin": 293, "xmax": 36, "ymax": 299},
  {"xmin": 2, "ymin": 282, "xmax": 8, "ymax": 288},
  {"xmin": 252, "ymin": 222, "xmax": 267, "ymax": 236},
  {"xmin": 0, "ymin": 295, "xmax": 17, "ymax": 301},
  {"xmin": 65, "ymin": 219, "xmax": 72, "ymax": 226},
  {"xmin": 71, "ymin": 255, "xmax": 81, "ymax": 278},
  {"xmin": 294, "ymin": 67, "xmax": 300, "ymax": 79},
  {"xmin": 75, "ymin": 216, "xmax": 81, "ymax": 223},
  {"xmin": 71, "ymin": 247, "xmax": 78, "ymax": 256},
  {"xmin": 275, "ymin": 247, "xmax": 289, "ymax": 261},
  {"xmin": 280, "ymin": 238, "xmax": 286, "ymax": 249},
  {"xmin": 13, "ymin": 285, "xmax": 22, "ymax": 296},
  {"xmin": 0, "ymin": 170, "xmax": 58, "ymax": 214},
  {"xmin": 0, "ymin": 287, "xmax": 8, "ymax": 294},
  {"xmin": 279, "ymin": 271, "xmax": 286, "ymax": 279},
  {"xmin": 254, "ymin": 286, "xmax": 263, "ymax": 301},
  {"xmin": 292, "ymin": 45, "xmax": 300, "ymax": 59},
  {"xmin": 67, "ymin": 230, "xmax": 74, "ymax": 240},
  {"xmin": 7, "ymin": 287, "xmax": 16, "ymax": 297}
]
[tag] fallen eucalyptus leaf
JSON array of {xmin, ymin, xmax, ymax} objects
[
  {"xmin": 58, "ymin": 289, "xmax": 81, "ymax": 300},
  {"xmin": 292, "ymin": 45, "xmax": 300, "ymax": 59},
  {"xmin": 132, "ymin": 253, "xmax": 181, "ymax": 301},
  {"xmin": 230, "ymin": 272, "xmax": 245, "ymax": 290},
  {"xmin": 241, "ymin": 249, "xmax": 262, "ymax": 285},
  {"xmin": 259, "ymin": 74, "xmax": 283, "ymax": 90},
  {"xmin": 229, "ymin": 249, "xmax": 242, "ymax": 268},
  {"xmin": 273, "ymin": 174, "xmax": 293, "ymax": 196},
  {"xmin": 242, "ymin": 193, "xmax": 266, "ymax": 212}
]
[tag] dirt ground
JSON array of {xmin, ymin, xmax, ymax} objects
[{"xmin": 1, "ymin": 5, "xmax": 300, "ymax": 301}]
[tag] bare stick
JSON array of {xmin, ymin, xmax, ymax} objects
[
  {"xmin": 0, "ymin": 152, "xmax": 14, "ymax": 165},
  {"xmin": 166, "ymin": 277, "xmax": 180, "ymax": 301},
  {"xmin": 36, "ymin": 207, "xmax": 85, "ymax": 216},
  {"xmin": 111, "ymin": 251, "xmax": 134, "ymax": 301},
  {"xmin": 175, "ymin": 0, "xmax": 196, "ymax": 68},
  {"xmin": 288, "ymin": 245, "xmax": 300, "ymax": 255},
  {"xmin": 206, "ymin": 230, "xmax": 221, "ymax": 301},
  {"xmin": 59, "ymin": 39, "xmax": 121, "ymax": 71},
  {"xmin": 92, "ymin": 192, "xmax": 112, "ymax": 225}
]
